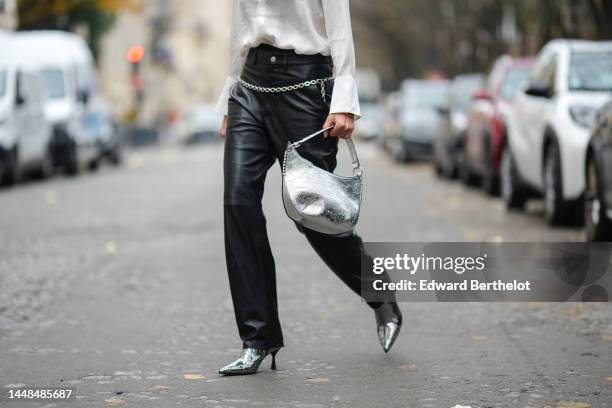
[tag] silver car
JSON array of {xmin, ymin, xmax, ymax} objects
[{"xmin": 384, "ymin": 79, "xmax": 450, "ymax": 162}]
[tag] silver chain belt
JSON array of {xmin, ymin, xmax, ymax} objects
[{"xmin": 237, "ymin": 76, "xmax": 334, "ymax": 103}]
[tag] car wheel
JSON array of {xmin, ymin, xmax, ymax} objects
[
  {"xmin": 543, "ymin": 142, "xmax": 573, "ymax": 225},
  {"xmin": 459, "ymin": 156, "xmax": 478, "ymax": 186},
  {"xmin": 433, "ymin": 151, "xmax": 445, "ymax": 177},
  {"xmin": 433, "ymin": 160, "xmax": 443, "ymax": 177},
  {"xmin": 447, "ymin": 157, "xmax": 459, "ymax": 179},
  {"xmin": 65, "ymin": 144, "xmax": 80, "ymax": 175},
  {"xmin": 88, "ymin": 158, "xmax": 100, "ymax": 172},
  {"xmin": 482, "ymin": 140, "xmax": 499, "ymax": 196},
  {"xmin": 482, "ymin": 163, "xmax": 499, "ymax": 196},
  {"xmin": 109, "ymin": 147, "xmax": 122, "ymax": 166},
  {"xmin": 390, "ymin": 140, "xmax": 408, "ymax": 163},
  {"xmin": 501, "ymin": 144, "xmax": 527, "ymax": 210},
  {"xmin": 584, "ymin": 156, "xmax": 612, "ymax": 241},
  {"xmin": 1, "ymin": 148, "xmax": 21, "ymax": 186},
  {"xmin": 35, "ymin": 147, "xmax": 54, "ymax": 180}
]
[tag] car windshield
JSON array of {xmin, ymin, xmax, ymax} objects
[
  {"xmin": 40, "ymin": 68, "xmax": 66, "ymax": 99},
  {"xmin": 569, "ymin": 50, "xmax": 612, "ymax": 91},
  {"xmin": 500, "ymin": 66, "xmax": 531, "ymax": 100},
  {"xmin": 0, "ymin": 69, "xmax": 6, "ymax": 98},
  {"xmin": 404, "ymin": 83, "xmax": 449, "ymax": 110}
]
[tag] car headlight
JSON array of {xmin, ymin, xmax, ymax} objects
[{"xmin": 569, "ymin": 106, "xmax": 598, "ymax": 129}]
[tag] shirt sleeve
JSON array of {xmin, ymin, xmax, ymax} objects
[
  {"xmin": 214, "ymin": 0, "xmax": 246, "ymax": 115},
  {"xmin": 321, "ymin": 0, "xmax": 361, "ymax": 119}
]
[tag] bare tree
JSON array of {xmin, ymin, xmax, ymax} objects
[{"xmin": 351, "ymin": 0, "xmax": 612, "ymax": 89}]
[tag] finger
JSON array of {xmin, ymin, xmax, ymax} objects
[
  {"xmin": 219, "ymin": 117, "xmax": 228, "ymax": 139},
  {"xmin": 347, "ymin": 120, "xmax": 355, "ymax": 137},
  {"xmin": 330, "ymin": 118, "xmax": 345, "ymax": 137},
  {"xmin": 322, "ymin": 116, "xmax": 335, "ymax": 137},
  {"xmin": 338, "ymin": 121, "xmax": 351, "ymax": 138},
  {"xmin": 330, "ymin": 125, "xmax": 342, "ymax": 137},
  {"xmin": 344, "ymin": 123, "xmax": 354, "ymax": 138}
]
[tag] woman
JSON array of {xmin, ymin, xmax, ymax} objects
[{"xmin": 215, "ymin": 0, "xmax": 402, "ymax": 376}]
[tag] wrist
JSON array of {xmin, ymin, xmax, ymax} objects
[{"xmin": 332, "ymin": 112, "xmax": 354, "ymax": 119}]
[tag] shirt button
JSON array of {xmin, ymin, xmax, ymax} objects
[{"xmin": 270, "ymin": 56, "xmax": 277, "ymax": 63}]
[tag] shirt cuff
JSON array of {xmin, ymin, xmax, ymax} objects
[
  {"xmin": 214, "ymin": 76, "xmax": 237, "ymax": 116},
  {"xmin": 329, "ymin": 74, "xmax": 361, "ymax": 120}
]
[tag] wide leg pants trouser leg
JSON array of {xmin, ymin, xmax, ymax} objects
[{"xmin": 223, "ymin": 60, "xmax": 389, "ymax": 349}]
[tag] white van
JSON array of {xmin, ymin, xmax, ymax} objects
[
  {"xmin": 0, "ymin": 34, "xmax": 53, "ymax": 185},
  {"xmin": 14, "ymin": 31, "xmax": 100, "ymax": 174}
]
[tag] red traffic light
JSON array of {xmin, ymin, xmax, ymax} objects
[{"xmin": 127, "ymin": 45, "xmax": 145, "ymax": 64}]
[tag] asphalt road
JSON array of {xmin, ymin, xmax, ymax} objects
[{"xmin": 0, "ymin": 141, "xmax": 610, "ymax": 408}]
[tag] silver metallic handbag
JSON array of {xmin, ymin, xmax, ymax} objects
[{"xmin": 282, "ymin": 126, "xmax": 363, "ymax": 237}]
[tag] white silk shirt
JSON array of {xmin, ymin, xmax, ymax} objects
[{"xmin": 214, "ymin": 0, "xmax": 360, "ymax": 118}]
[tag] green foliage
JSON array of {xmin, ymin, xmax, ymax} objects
[{"xmin": 16, "ymin": 0, "xmax": 118, "ymax": 62}]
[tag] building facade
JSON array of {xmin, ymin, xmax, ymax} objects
[
  {"xmin": 98, "ymin": 0, "xmax": 232, "ymax": 127},
  {"xmin": 0, "ymin": 0, "xmax": 17, "ymax": 30}
]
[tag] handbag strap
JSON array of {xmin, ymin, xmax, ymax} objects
[{"xmin": 290, "ymin": 126, "xmax": 362, "ymax": 177}]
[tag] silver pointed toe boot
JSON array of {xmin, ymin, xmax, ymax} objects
[
  {"xmin": 218, "ymin": 347, "xmax": 281, "ymax": 376},
  {"xmin": 374, "ymin": 302, "xmax": 402, "ymax": 353}
]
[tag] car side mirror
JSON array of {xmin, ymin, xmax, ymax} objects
[
  {"xmin": 525, "ymin": 81, "xmax": 551, "ymax": 98},
  {"xmin": 473, "ymin": 89, "xmax": 492, "ymax": 101}
]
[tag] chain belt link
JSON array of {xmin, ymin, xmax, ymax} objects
[{"xmin": 237, "ymin": 76, "xmax": 334, "ymax": 103}]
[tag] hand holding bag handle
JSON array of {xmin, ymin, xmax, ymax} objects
[{"xmin": 288, "ymin": 126, "xmax": 362, "ymax": 177}]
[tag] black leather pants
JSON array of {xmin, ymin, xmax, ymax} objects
[{"xmin": 224, "ymin": 45, "xmax": 388, "ymax": 349}]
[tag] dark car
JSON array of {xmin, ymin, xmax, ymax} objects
[
  {"xmin": 462, "ymin": 56, "xmax": 535, "ymax": 193},
  {"xmin": 382, "ymin": 79, "xmax": 449, "ymax": 162},
  {"xmin": 81, "ymin": 102, "xmax": 122, "ymax": 166},
  {"xmin": 433, "ymin": 73, "xmax": 485, "ymax": 178},
  {"xmin": 584, "ymin": 101, "xmax": 612, "ymax": 241}
]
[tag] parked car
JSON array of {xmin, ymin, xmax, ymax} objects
[
  {"xmin": 15, "ymin": 31, "xmax": 99, "ymax": 174},
  {"xmin": 354, "ymin": 102, "xmax": 385, "ymax": 141},
  {"xmin": 0, "ymin": 37, "xmax": 53, "ymax": 185},
  {"xmin": 380, "ymin": 91, "xmax": 402, "ymax": 152},
  {"xmin": 383, "ymin": 79, "xmax": 450, "ymax": 162},
  {"xmin": 180, "ymin": 104, "xmax": 223, "ymax": 144},
  {"xmin": 82, "ymin": 101, "xmax": 122, "ymax": 166},
  {"xmin": 503, "ymin": 40, "xmax": 612, "ymax": 225},
  {"xmin": 462, "ymin": 57, "xmax": 534, "ymax": 194},
  {"xmin": 584, "ymin": 101, "xmax": 612, "ymax": 241},
  {"xmin": 355, "ymin": 68, "xmax": 384, "ymax": 141},
  {"xmin": 433, "ymin": 73, "xmax": 485, "ymax": 178}
]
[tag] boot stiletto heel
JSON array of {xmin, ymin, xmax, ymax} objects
[
  {"xmin": 218, "ymin": 347, "xmax": 281, "ymax": 376},
  {"xmin": 270, "ymin": 349, "xmax": 279, "ymax": 370}
]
